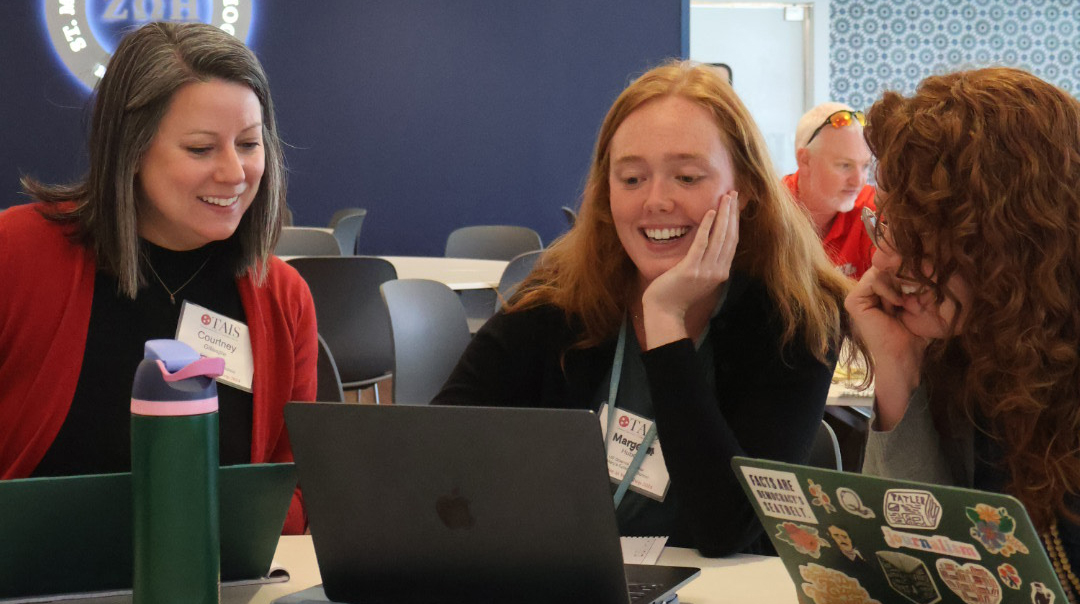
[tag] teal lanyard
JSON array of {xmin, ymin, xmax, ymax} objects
[{"xmin": 604, "ymin": 317, "xmax": 658, "ymax": 509}]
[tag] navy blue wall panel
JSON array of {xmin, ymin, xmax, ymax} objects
[{"xmin": 1, "ymin": 1, "xmax": 688, "ymax": 255}]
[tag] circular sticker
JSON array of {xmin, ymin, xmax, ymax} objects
[{"xmin": 43, "ymin": 0, "xmax": 255, "ymax": 90}]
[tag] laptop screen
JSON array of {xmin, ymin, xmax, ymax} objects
[
  {"xmin": 0, "ymin": 463, "xmax": 296, "ymax": 600},
  {"xmin": 285, "ymin": 403, "xmax": 637, "ymax": 603}
]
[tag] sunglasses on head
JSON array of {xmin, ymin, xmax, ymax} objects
[{"xmin": 806, "ymin": 110, "xmax": 866, "ymax": 146}]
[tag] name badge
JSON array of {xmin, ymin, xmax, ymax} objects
[
  {"xmin": 599, "ymin": 405, "xmax": 670, "ymax": 501},
  {"xmin": 175, "ymin": 301, "xmax": 254, "ymax": 392}
]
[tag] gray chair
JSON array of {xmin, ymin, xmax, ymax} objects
[
  {"xmin": 380, "ymin": 279, "xmax": 472, "ymax": 405},
  {"xmin": 560, "ymin": 206, "xmax": 577, "ymax": 227},
  {"xmin": 444, "ymin": 225, "xmax": 542, "ymax": 261},
  {"xmin": 808, "ymin": 420, "xmax": 842, "ymax": 471},
  {"xmin": 275, "ymin": 227, "xmax": 341, "ymax": 257},
  {"xmin": 495, "ymin": 250, "xmax": 542, "ymax": 311},
  {"xmin": 446, "ymin": 226, "xmax": 543, "ymax": 329},
  {"xmin": 288, "ymin": 257, "xmax": 397, "ymax": 403},
  {"xmin": 329, "ymin": 208, "xmax": 367, "ymax": 255},
  {"xmin": 316, "ymin": 333, "xmax": 345, "ymax": 402}
]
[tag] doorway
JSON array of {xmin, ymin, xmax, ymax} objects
[{"xmin": 690, "ymin": 1, "xmax": 815, "ymax": 176}]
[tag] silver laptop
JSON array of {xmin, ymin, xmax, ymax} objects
[{"xmin": 279, "ymin": 403, "xmax": 699, "ymax": 604}]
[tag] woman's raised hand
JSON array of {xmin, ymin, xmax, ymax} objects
[
  {"xmin": 640, "ymin": 191, "xmax": 739, "ymax": 349},
  {"xmin": 845, "ymin": 266, "xmax": 929, "ymax": 430}
]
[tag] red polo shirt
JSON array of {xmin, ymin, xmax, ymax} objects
[{"xmin": 783, "ymin": 171, "xmax": 876, "ymax": 280}]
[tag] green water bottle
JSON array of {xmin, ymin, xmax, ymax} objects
[{"xmin": 130, "ymin": 340, "xmax": 225, "ymax": 604}]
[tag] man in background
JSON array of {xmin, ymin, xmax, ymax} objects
[{"xmin": 783, "ymin": 102, "xmax": 875, "ymax": 279}]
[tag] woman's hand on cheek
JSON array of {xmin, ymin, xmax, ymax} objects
[
  {"xmin": 640, "ymin": 191, "xmax": 739, "ymax": 349},
  {"xmin": 845, "ymin": 266, "xmax": 928, "ymax": 431}
]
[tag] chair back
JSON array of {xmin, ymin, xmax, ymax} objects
[
  {"xmin": 444, "ymin": 225, "xmax": 542, "ymax": 261},
  {"xmin": 329, "ymin": 208, "xmax": 367, "ymax": 255},
  {"xmin": 808, "ymin": 420, "xmax": 842, "ymax": 471},
  {"xmin": 380, "ymin": 279, "xmax": 472, "ymax": 405},
  {"xmin": 496, "ymin": 250, "xmax": 542, "ymax": 310},
  {"xmin": 288, "ymin": 257, "xmax": 397, "ymax": 391},
  {"xmin": 275, "ymin": 227, "xmax": 341, "ymax": 257},
  {"xmin": 328, "ymin": 207, "xmax": 363, "ymax": 228},
  {"xmin": 560, "ymin": 206, "xmax": 577, "ymax": 227},
  {"xmin": 316, "ymin": 333, "xmax": 345, "ymax": 402}
]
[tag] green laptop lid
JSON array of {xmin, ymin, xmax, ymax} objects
[
  {"xmin": 732, "ymin": 456, "xmax": 1067, "ymax": 604},
  {"xmin": 0, "ymin": 462, "xmax": 296, "ymax": 601}
]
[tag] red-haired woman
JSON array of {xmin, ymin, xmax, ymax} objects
[
  {"xmin": 853, "ymin": 67, "xmax": 1080, "ymax": 594},
  {"xmin": 434, "ymin": 60, "xmax": 852, "ymax": 557}
]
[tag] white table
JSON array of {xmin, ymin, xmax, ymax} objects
[
  {"xmin": 257, "ymin": 537, "xmax": 798, "ymax": 604},
  {"xmin": 826, "ymin": 379, "xmax": 873, "ymax": 409},
  {"xmin": 41, "ymin": 536, "xmax": 798, "ymax": 603},
  {"xmin": 279, "ymin": 255, "xmax": 508, "ymax": 292},
  {"xmin": 656, "ymin": 547, "xmax": 797, "ymax": 603},
  {"xmin": 380, "ymin": 256, "xmax": 508, "ymax": 291}
]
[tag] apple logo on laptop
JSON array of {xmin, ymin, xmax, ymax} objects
[{"xmin": 435, "ymin": 487, "xmax": 475, "ymax": 529}]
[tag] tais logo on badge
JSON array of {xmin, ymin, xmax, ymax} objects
[
  {"xmin": 435, "ymin": 488, "xmax": 475, "ymax": 530},
  {"xmin": 176, "ymin": 301, "xmax": 254, "ymax": 391},
  {"xmin": 205, "ymin": 315, "xmax": 241, "ymax": 338}
]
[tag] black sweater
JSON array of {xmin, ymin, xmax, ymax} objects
[{"xmin": 433, "ymin": 273, "xmax": 834, "ymax": 557}]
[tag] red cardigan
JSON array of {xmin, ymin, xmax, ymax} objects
[
  {"xmin": 783, "ymin": 171, "xmax": 876, "ymax": 280},
  {"xmin": 0, "ymin": 203, "xmax": 318, "ymax": 534}
]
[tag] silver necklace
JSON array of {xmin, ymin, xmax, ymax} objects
[{"xmin": 142, "ymin": 252, "xmax": 212, "ymax": 305}]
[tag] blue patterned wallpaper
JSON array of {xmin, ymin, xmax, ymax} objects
[{"xmin": 829, "ymin": 0, "xmax": 1080, "ymax": 110}]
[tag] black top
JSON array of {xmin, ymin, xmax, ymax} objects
[
  {"xmin": 433, "ymin": 272, "xmax": 836, "ymax": 557},
  {"xmin": 585, "ymin": 310, "xmax": 716, "ymax": 541},
  {"xmin": 33, "ymin": 239, "xmax": 253, "ymax": 477}
]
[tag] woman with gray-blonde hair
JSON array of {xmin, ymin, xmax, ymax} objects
[{"xmin": 0, "ymin": 21, "xmax": 316, "ymax": 534}]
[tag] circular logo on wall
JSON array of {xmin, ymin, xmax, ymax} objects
[{"xmin": 44, "ymin": 0, "xmax": 254, "ymax": 91}]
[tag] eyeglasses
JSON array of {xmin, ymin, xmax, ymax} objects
[
  {"xmin": 805, "ymin": 110, "xmax": 866, "ymax": 146},
  {"xmin": 861, "ymin": 206, "xmax": 886, "ymax": 250}
]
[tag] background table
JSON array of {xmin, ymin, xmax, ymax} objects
[
  {"xmin": 277, "ymin": 255, "xmax": 508, "ymax": 292},
  {"xmin": 42, "ymin": 536, "xmax": 798, "ymax": 603},
  {"xmin": 379, "ymin": 256, "xmax": 507, "ymax": 291}
]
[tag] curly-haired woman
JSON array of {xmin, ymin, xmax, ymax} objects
[
  {"xmin": 852, "ymin": 67, "xmax": 1080, "ymax": 591},
  {"xmin": 434, "ymin": 60, "xmax": 853, "ymax": 557}
]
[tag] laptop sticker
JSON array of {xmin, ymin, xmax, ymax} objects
[
  {"xmin": 884, "ymin": 489, "xmax": 943, "ymax": 530},
  {"xmin": 799, "ymin": 563, "xmax": 881, "ymax": 604},
  {"xmin": 807, "ymin": 479, "xmax": 837, "ymax": 514},
  {"xmin": 965, "ymin": 504, "xmax": 1030, "ymax": 557},
  {"xmin": 828, "ymin": 525, "xmax": 864, "ymax": 562},
  {"xmin": 876, "ymin": 550, "xmax": 942, "ymax": 604},
  {"xmin": 997, "ymin": 563, "xmax": 1022, "ymax": 590},
  {"xmin": 775, "ymin": 521, "xmax": 830, "ymax": 558},
  {"xmin": 837, "ymin": 486, "xmax": 876, "ymax": 519},
  {"xmin": 740, "ymin": 466, "xmax": 819, "ymax": 523},
  {"xmin": 881, "ymin": 526, "xmax": 982, "ymax": 560},
  {"xmin": 936, "ymin": 559, "xmax": 1003, "ymax": 604},
  {"xmin": 1030, "ymin": 581, "xmax": 1056, "ymax": 604}
]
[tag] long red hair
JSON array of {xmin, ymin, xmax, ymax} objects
[
  {"xmin": 508, "ymin": 60, "xmax": 850, "ymax": 363},
  {"xmin": 866, "ymin": 67, "xmax": 1080, "ymax": 531}
]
